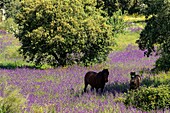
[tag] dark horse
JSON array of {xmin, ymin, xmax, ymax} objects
[
  {"xmin": 129, "ymin": 72, "xmax": 141, "ymax": 90},
  {"xmin": 84, "ymin": 69, "xmax": 109, "ymax": 93}
]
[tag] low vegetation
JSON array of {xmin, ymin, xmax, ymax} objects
[{"xmin": 0, "ymin": 81, "xmax": 26, "ymax": 113}]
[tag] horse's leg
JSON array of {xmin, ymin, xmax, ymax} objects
[
  {"xmin": 129, "ymin": 85, "xmax": 132, "ymax": 90},
  {"xmin": 91, "ymin": 87, "xmax": 94, "ymax": 92},
  {"xmin": 96, "ymin": 88, "xmax": 99, "ymax": 93},
  {"xmin": 84, "ymin": 80, "xmax": 88, "ymax": 92},
  {"xmin": 101, "ymin": 87, "xmax": 104, "ymax": 93}
]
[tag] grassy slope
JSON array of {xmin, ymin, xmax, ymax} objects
[{"xmin": 113, "ymin": 32, "xmax": 140, "ymax": 51}]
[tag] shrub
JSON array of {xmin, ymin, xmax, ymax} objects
[
  {"xmin": 106, "ymin": 10, "xmax": 126, "ymax": 35},
  {"xmin": 124, "ymin": 85, "xmax": 170, "ymax": 111},
  {"xmin": 29, "ymin": 104, "xmax": 56, "ymax": 113},
  {"xmin": 141, "ymin": 73, "xmax": 170, "ymax": 87},
  {"xmin": 0, "ymin": 82, "xmax": 27, "ymax": 113}
]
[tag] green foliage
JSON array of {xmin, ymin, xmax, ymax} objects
[
  {"xmin": 141, "ymin": 72, "xmax": 170, "ymax": 88},
  {"xmin": 0, "ymin": 82, "xmax": 27, "ymax": 113},
  {"xmin": 0, "ymin": 0, "xmax": 21, "ymax": 18},
  {"xmin": 124, "ymin": 0, "xmax": 166, "ymax": 16},
  {"xmin": 99, "ymin": 0, "xmax": 132, "ymax": 16},
  {"xmin": 141, "ymin": 0, "xmax": 166, "ymax": 18},
  {"xmin": 125, "ymin": 85, "xmax": 170, "ymax": 111},
  {"xmin": 28, "ymin": 104, "xmax": 56, "ymax": 113},
  {"xmin": 98, "ymin": 0, "xmax": 146, "ymax": 16},
  {"xmin": 136, "ymin": 0, "xmax": 170, "ymax": 72},
  {"xmin": 0, "ymin": 18, "xmax": 18, "ymax": 33},
  {"xmin": 126, "ymin": 67, "xmax": 170, "ymax": 111},
  {"xmin": 14, "ymin": 0, "xmax": 115, "ymax": 67},
  {"xmin": 117, "ymin": 0, "xmax": 167, "ymax": 16},
  {"xmin": 128, "ymin": 0, "xmax": 146, "ymax": 14},
  {"xmin": 155, "ymin": 54, "xmax": 170, "ymax": 72},
  {"xmin": 107, "ymin": 10, "xmax": 126, "ymax": 35},
  {"xmin": 0, "ymin": 12, "xmax": 2, "ymax": 22}
]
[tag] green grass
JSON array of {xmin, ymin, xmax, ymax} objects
[
  {"xmin": 123, "ymin": 15, "xmax": 145, "ymax": 21},
  {"xmin": 111, "ymin": 14, "xmax": 147, "ymax": 51},
  {"xmin": 113, "ymin": 32, "xmax": 140, "ymax": 51}
]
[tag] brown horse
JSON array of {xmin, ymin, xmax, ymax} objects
[
  {"xmin": 84, "ymin": 69, "xmax": 109, "ymax": 93},
  {"xmin": 129, "ymin": 72, "xmax": 141, "ymax": 90}
]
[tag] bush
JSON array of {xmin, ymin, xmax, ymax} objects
[
  {"xmin": 141, "ymin": 73, "xmax": 170, "ymax": 87},
  {"xmin": 14, "ymin": 0, "xmax": 116, "ymax": 67},
  {"xmin": 0, "ymin": 18, "xmax": 18, "ymax": 34},
  {"xmin": 124, "ymin": 85, "xmax": 170, "ymax": 111},
  {"xmin": 0, "ymin": 82, "xmax": 27, "ymax": 113},
  {"xmin": 29, "ymin": 104, "xmax": 56, "ymax": 113},
  {"xmin": 106, "ymin": 10, "xmax": 126, "ymax": 35}
]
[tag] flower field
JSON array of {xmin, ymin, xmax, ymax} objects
[{"xmin": 0, "ymin": 30, "xmax": 169, "ymax": 113}]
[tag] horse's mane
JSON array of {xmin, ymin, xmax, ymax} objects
[
  {"xmin": 96, "ymin": 71, "xmax": 103, "ymax": 78},
  {"xmin": 96, "ymin": 69, "xmax": 109, "ymax": 78}
]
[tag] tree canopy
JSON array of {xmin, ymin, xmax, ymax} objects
[
  {"xmin": 0, "ymin": 0, "xmax": 20, "ymax": 18},
  {"xmin": 14, "ymin": 0, "xmax": 116, "ymax": 67},
  {"xmin": 136, "ymin": 0, "xmax": 170, "ymax": 72}
]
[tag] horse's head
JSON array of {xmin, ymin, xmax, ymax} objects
[
  {"xmin": 101, "ymin": 69, "xmax": 109, "ymax": 83},
  {"xmin": 130, "ymin": 71, "xmax": 141, "ymax": 90},
  {"xmin": 130, "ymin": 71, "xmax": 136, "ymax": 79}
]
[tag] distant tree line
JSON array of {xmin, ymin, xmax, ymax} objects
[{"xmin": 0, "ymin": 0, "xmax": 167, "ymax": 19}]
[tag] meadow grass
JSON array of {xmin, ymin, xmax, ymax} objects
[{"xmin": 113, "ymin": 32, "xmax": 140, "ymax": 51}]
